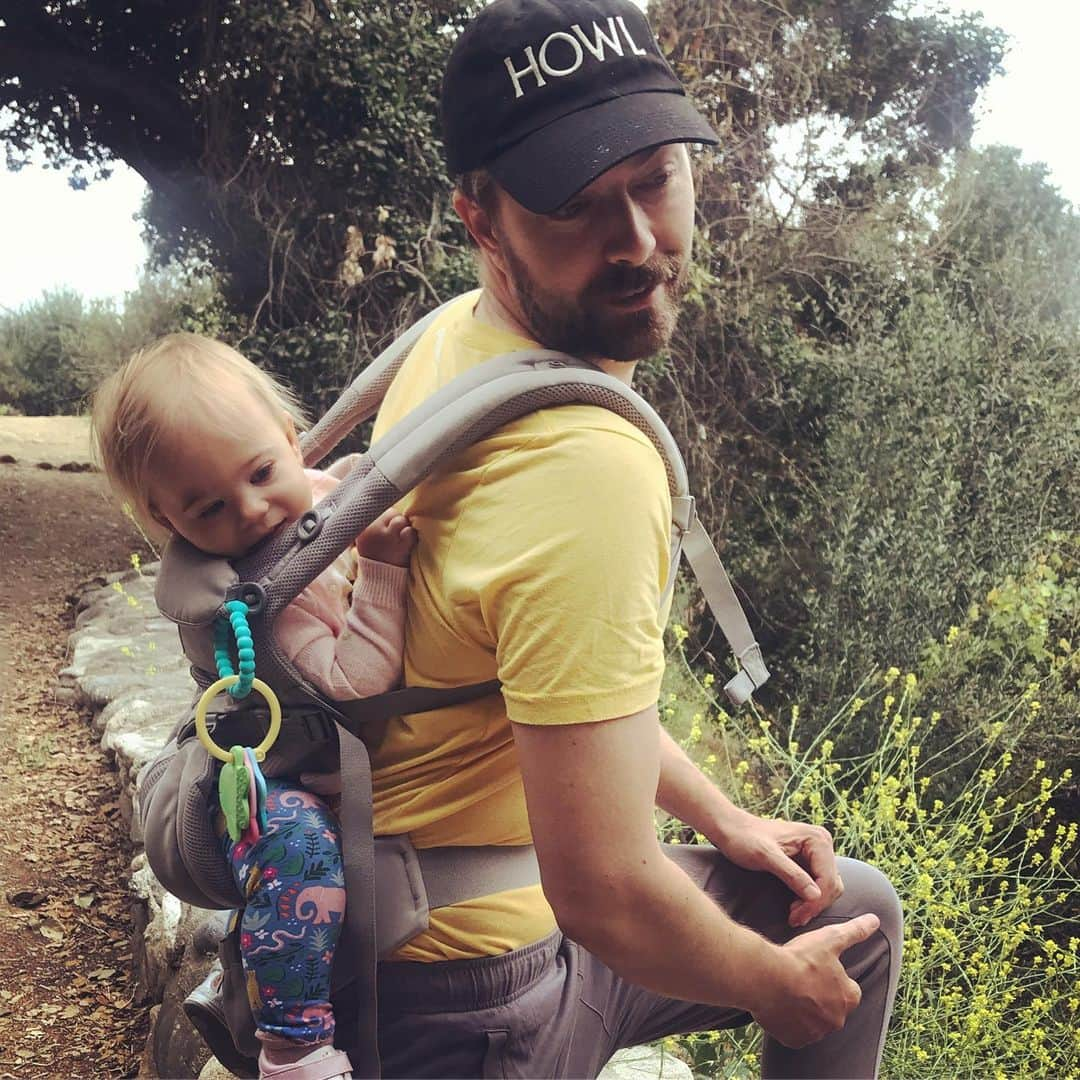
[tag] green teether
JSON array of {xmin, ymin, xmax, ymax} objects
[{"xmin": 218, "ymin": 745, "xmax": 251, "ymax": 842}]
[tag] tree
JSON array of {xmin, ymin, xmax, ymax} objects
[
  {"xmin": 0, "ymin": 268, "xmax": 224, "ymax": 413},
  {"xmin": 2, "ymin": 0, "xmax": 477, "ymax": 406},
  {"xmin": 625, "ymin": 1, "xmax": 1009, "ymax": 682}
]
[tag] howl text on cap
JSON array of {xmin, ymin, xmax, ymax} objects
[{"xmin": 503, "ymin": 16, "xmax": 650, "ymax": 99}]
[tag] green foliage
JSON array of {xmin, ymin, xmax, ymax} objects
[
  {"xmin": 660, "ymin": 652, "xmax": 1079, "ymax": 1078},
  {"xmin": 917, "ymin": 533, "xmax": 1080, "ymax": 784},
  {"xmin": 935, "ymin": 146, "xmax": 1080, "ymax": 330},
  {"xmin": 0, "ymin": 268, "xmax": 225, "ymax": 414},
  {"xmin": 785, "ymin": 280, "xmax": 1079, "ymax": 721},
  {"xmin": 651, "ymin": 140, "xmax": 1080, "ymax": 747},
  {"xmin": 0, "ymin": 289, "xmax": 103, "ymax": 415},
  {"xmin": 2, "ymin": 0, "xmax": 478, "ymax": 370},
  {"xmin": 239, "ymin": 311, "xmax": 357, "ymax": 421}
]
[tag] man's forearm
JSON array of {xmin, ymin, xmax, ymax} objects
[
  {"xmin": 562, "ymin": 836, "xmax": 786, "ymax": 1013},
  {"xmin": 655, "ymin": 724, "xmax": 749, "ymax": 840}
]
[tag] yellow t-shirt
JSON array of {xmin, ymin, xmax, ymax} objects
[{"xmin": 370, "ymin": 291, "xmax": 672, "ymax": 960}]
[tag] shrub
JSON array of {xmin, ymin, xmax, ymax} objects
[
  {"xmin": 917, "ymin": 532, "xmax": 1079, "ymax": 787},
  {"xmin": 0, "ymin": 268, "xmax": 226, "ymax": 415},
  {"xmin": 0, "ymin": 289, "xmax": 97, "ymax": 414},
  {"xmin": 659, "ymin": 665, "xmax": 1079, "ymax": 1078}
]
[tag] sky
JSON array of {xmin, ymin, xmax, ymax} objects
[{"xmin": 1, "ymin": 0, "xmax": 1078, "ymax": 312}]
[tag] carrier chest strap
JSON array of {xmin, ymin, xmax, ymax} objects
[{"xmin": 334, "ymin": 678, "xmax": 503, "ymax": 728}]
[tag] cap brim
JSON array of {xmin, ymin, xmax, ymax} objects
[{"xmin": 488, "ymin": 91, "xmax": 718, "ymax": 215}]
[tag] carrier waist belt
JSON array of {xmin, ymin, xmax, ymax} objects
[
  {"xmin": 374, "ymin": 835, "xmax": 541, "ymax": 957},
  {"xmin": 375, "ymin": 833, "xmax": 540, "ymax": 954}
]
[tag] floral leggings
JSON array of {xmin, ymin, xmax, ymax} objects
[{"xmin": 215, "ymin": 779, "xmax": 345, "ymax": 1044}]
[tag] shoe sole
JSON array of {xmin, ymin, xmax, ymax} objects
[{"xmin": 183, "ymin": 989, "xmax": 259, "ymax": 1079}]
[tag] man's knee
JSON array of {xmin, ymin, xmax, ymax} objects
[{"xmin": 835, "ymin": 856, "xmax": 903, "ymax": 949}]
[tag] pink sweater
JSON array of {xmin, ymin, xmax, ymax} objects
[{"xmin": 274, "ymin": 466, "xmax": 408, "ymax": 700}]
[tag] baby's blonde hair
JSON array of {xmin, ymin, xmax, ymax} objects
[{"xmin": 91, "ymin": 332, "xmax": 308, "ymax": 528}]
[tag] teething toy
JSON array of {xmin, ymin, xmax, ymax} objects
[
  {"xmin": 218, "ymin": 745, "xmax": 251, "ymax": 842},
  {"xmin": 194, "ymin": 598, "xmax": 283, "ymax": 841}
]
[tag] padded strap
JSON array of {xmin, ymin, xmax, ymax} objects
[
  {"xmin": 300, "ymin": 297, "xmax": 460, "ymax": 469},
  {"xmin": 678, "ymin": 509, "xmax": 771, "ymax": 705},
  {"xmin": 334, "ymin": 719, "xmax": 380, "ymax": 1078}
]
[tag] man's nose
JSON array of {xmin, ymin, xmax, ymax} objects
[{"xmin": 604, "ymin": 197, "xmax": 657, "ymax": 266}]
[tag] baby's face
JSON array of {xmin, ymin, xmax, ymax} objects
[{"xmin": 148, "ymin": 396, "xmax": 311, "ymax": 559}]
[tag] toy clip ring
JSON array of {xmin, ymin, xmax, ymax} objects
[{"xmin": 194, "ymin": 676, "xmax": 282, "ymax": 764}]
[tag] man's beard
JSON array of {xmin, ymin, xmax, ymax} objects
[{"xmin": 501, "ymin": 242, "xmax": 688, "ymax": 362}]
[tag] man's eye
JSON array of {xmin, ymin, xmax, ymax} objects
[
  {"xmin": 198, "ymin": 501, "xmax": 224, "ymax": 520},
  {"xmin": 643, "ymin": 167, "xmax": 674, "ymax": 191},
  {"xmin": 252, "ymin": 463, "xmax": 274, "ymax": 484},
  {"xmin": 549, "ymin": 199, "xmax": 586, "ymax": 222}
]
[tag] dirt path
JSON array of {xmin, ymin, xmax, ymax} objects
[{"xmin": 0, "ymin": 418, "xmax": 156, "ymax": 1078}]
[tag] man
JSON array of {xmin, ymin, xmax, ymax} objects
[{"xmin": 368, "ymin": 1, "xmax": 903, "ymax": 1077}]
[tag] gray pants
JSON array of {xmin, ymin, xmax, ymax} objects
[{"xmin": 375, "ymin": 845, "xmax": 903, "ymax": 1079}]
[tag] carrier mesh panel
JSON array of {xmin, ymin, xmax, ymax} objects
[
  {"xmin": 181, "ymin": 777, "xmax": 241, "ymax": 905},
  {"xmin": 210, "ymin": 469, "xmax": 404, "ymax": 711},
  {"xmin": 139, "ymin": 754, "xmax": 169, "ymax": 795},
  {"xmin": 265, "ymin": 471, "xmax": 399, "ymax": 619}
]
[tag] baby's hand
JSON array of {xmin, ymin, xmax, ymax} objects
[{"xmin": 356, "ymin": 510, "xmax": 417, "ymax": 567}]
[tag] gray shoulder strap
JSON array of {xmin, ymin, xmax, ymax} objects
[
  {"xmin": 300, "ymin": 296, "xmax": 461, "ymax": 468},
  {"xmin": 232, "ymin": 342, "xmax": 768, "ymax": 709}
]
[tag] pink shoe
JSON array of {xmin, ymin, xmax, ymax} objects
[{"xmin": 257, "ymin": 1040, "xmax": 354, "ymax": 1080}]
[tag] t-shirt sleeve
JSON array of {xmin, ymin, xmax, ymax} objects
[{"xmin": 461, "ymin": 415, "xmax": 672, "ymax": 726}]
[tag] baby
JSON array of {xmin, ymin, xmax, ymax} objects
[{"xmin": 92, "ymin": 333, "xmax": 414, "ymax": 1080}]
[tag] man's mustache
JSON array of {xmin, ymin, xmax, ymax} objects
[{"xmin": 586, "ymin": 256, "xmax": 683, "ymax": 301}]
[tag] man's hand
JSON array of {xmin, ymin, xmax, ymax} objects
[
  {"xmin": 710, "ymin": 808, "xmax": 843, "ymax": 927},
  {"xmin": 751, "ymin": 913, "xmax": 880, "ymax": 1047},
  {"xmin": 655, "ymin": 730, "xmax": 842, "ymax": 927}
]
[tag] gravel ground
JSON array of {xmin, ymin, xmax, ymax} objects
[{"xmin": 0, "ymin": 418, "xmax": 156, "ymax": 1078}]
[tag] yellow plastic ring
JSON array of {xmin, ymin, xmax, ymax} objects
[{"xmin": 194, "ymin": 676, "xmax": 282, "ymax": 764}]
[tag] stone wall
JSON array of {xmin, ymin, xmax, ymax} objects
[{"xmin": 66, "ymin": 565, "xmax": 690, "ymax": 1080}]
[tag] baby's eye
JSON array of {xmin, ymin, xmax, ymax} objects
[
  {"xmin": 198, "ymin": 500, "xmax": 224, "ymax": 520},
  {"xmin": 252, "ymin": 462, "xmax": 275, "ymax": 484}
]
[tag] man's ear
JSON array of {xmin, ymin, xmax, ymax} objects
[{"xmin": 453, "ymin": 189, "xmax": 503, "ymax": 263}]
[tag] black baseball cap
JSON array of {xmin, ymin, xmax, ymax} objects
[{"xmin": 441, "ymin": 0, "xmax": 718, "ymax": 214}]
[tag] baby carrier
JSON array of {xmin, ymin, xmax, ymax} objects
[{"xmin": 136, "ymin": 297, "xmax": 771, "ymax": 1078}]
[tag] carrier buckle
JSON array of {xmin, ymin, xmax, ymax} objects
[{"xmin": 298, "ymin": 710, "xmax": 335, "ymax": 743}]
